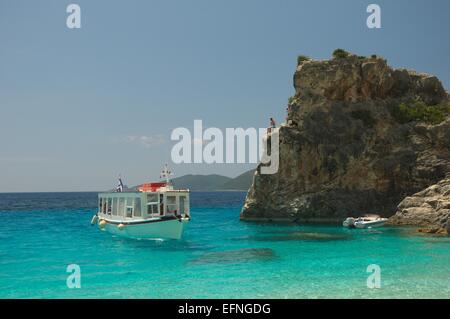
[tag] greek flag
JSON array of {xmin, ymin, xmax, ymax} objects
[{"xmin": 116, "ymin": 177, "xmax": 124, "ymax": 192}]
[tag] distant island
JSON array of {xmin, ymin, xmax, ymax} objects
[
  {"xmin": 170, "ymin": 169, "xmax": 254, "ymax": 191},
  {"xmin": 127, "ymin": 169, "xmax": 255, "ymax": 192}
]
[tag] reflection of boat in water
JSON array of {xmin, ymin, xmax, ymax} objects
[
  {"xmin": 91, "ymin": 165, "xmax": 190, "ymax": 240},
  {"xmin": 343, "ymin": 215, "xmax": 388, "ymax": 229}
]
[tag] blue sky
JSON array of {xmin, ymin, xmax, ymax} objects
[{"xmin": 1, "ymin": 0, "xmax": 449, "ymax": 192}]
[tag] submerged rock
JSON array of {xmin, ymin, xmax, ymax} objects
[
  {"xmin": 389, "ymin": 175, "xmax": 450, "ymax": 235},
  {"xmin": 252, "ymin": 231, "xmax": 350, "ymax": 242},
  {"xmin": 189, "ymin": 248, "xmax": 275, "ymax": 265},
  {"xmin": 241, "ymin": 50, "xmax": 450, "ymax": 223}
]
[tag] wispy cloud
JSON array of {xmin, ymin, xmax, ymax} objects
[
  {"xmin": 122, "ymin": 134, "xmax": 166, "ymax": 148},
  {"xmin": 0, "ymin": 156, "xmax": 51, "ymax": 163}
]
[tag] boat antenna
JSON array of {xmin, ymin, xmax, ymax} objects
[{"xmin": 160, "ymin": 164, "xmax": 173, "ymax": 185}]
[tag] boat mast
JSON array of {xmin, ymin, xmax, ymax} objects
[{"xmin": 160, "ymin": 164, "xmax": 173, "ymax": 185}]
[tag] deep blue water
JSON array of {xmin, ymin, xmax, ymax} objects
[{"xmin": 0, "ymin": 192, "xmax": 449, "ymax": 298}]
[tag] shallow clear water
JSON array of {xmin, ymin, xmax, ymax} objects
[{"xmin": 0, "ymin": 192, "xmax": 448, "ymax": 298}]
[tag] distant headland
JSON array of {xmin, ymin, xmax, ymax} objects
[{"xmin": 123, "ymin": 169, "xmax": 255, "ymax": 192}]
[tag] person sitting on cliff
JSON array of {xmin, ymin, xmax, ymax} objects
[
  {"xmin": 270, "ymin": 117, "xmax": 276, "ymax": 128},
  {"xmin": 268, "ymin": 118, "xmax": 276, "ymax": 134}
]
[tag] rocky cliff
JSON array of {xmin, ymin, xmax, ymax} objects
[
  {"xmin": 241, "ymin": 50, "xmax": 450, "ymax": 223},
  {"xmin": 388, "ymin": 175, "xmax": 450, "ymax": 234}
]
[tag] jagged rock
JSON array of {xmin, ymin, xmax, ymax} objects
[
  {"xmin": 241, "ymin": 51, "xmax": 450, "ymax": 222},
  {"xmin": 389, "ymin": 176, "xmax": 450, "ymax": 234},
  {"xmin": 293, "ymin": 55, "xmax": 447, "ymax": 104}
]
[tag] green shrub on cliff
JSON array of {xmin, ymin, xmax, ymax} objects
[
  {"xmin": 288, "ymin": 96, "xmax": 299, "ymax": 106},
  {"xmin": 332, "ymin": 48, "xmax": 350, "ymax": 59},
  {"xmin": 392, "ymin": 100, "xmax": 450, "ymax": 125},
  {"xmin": 351, "ymin": 109, "xmax": 376, "ymax": 127},
  {"xmin": 288, "ymin": 96, "xmax": 295, "ymax": 104},
  {"xmin": 297, "ymin": 55, "xmax": 311, "ymax": 64}
]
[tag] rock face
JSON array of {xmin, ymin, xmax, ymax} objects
[
  {"xmin": 388, "ymin": 176, "xmax": 450, "ymax": 233},
  {"xmin": 241, "ymin": 51, "xmax": 450, "ymax": 222}
]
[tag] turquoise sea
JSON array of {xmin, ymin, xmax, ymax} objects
[{"xmin": 0, "ymin": 192, "xmax": 448, "ymax": 299}]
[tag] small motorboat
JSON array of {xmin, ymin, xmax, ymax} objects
[
  {"xmin": 343, "ymin": 217, "xmax": 356, "ymax": 228},
  {"xmin": 343, "ymin": 215, "xmax": 387, "ymax": 229}
]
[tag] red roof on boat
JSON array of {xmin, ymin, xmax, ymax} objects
[{"xmin": 138, "ymin": 182, "xmax": 167, "ymax": 192}]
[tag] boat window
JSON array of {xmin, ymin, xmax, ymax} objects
[
  {"xmin": 118, "ymin": 198, "xmax": 125, "ymax": 216},
  {"xmin": 126, "ymin": 206, "xmax": 133, "ymax": 218},
  {"xmin": 147, "ymin": 203, "xmax": 158, "ymax": 216},
  {"xmin": 99, "ymin": 198, "xmax": 103, "ymax": 212},
  {"xmin": 146, "ymin": 193, "xmax": 159, "ymax": 217},
  {"xmin": 134, "ymin": 197, "xmax": 141, "ymax": 217},
  {"xmin": 147, "ymin": 193, "xmax": 158, "ymax": 204},
  {"xmin": 179, "ymin": 196, "xmax": 187, "ymax": 214},
  {"xmin": 107, "ymin": 198, "xmax": 112, "ymax": 215},
  {"xmin": 125, "ymin": 198, "xmax": 134, "ymax": 218},
  {"xmin": 125, "ymin": 197, "xmax": 132, "ymax": 206},
  {"xmin": 112, "ymin": 198, "xmax": 118, "ymax": 215},
  {"xmin": 166, "ymin": 196, "xmax": 177, "ymax": 214},
  {"xmin": 102, "ymin": 198, "xmax": 107, "ymax": 214}
]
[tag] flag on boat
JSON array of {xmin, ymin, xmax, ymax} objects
[{"xmin": 116, "ymin": 177, "xmax": 124, "ymax": 192}]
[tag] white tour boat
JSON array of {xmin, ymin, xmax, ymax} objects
[
  {"xmin": 343, "ymin": 215, "xmax": 388, "ymax": 229},
  {"xmin": 91, "ymin": 166, "xmax": 190, "ymax": 240}
]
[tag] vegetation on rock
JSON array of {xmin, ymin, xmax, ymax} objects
[
  {"xmin": 297, "ymin": 55, "xmax": 311, "ymax": 65},
  {"xmin": 332, "ymin": 48, "xmax": 350, "ymax": 59},
  {"xmin": 288, "ymin": 96, "xmax": 299, "ymax": 105},
  {"xmin": 391, "ymin": 99, "xmax": 450, "ymax": 125}
]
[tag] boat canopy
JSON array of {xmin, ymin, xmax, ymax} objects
[{"xmin": 138, "ymin": 182, "xmax": 168, "ymax": 192}]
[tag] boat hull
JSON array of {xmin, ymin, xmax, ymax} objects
[
  {"xmin": 354, "ymin": 219, "xmax": 387, "ymax": 229},
  {"xmin": 100, "ymin": 217, "xmax": 189, "ymax": 240}
]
